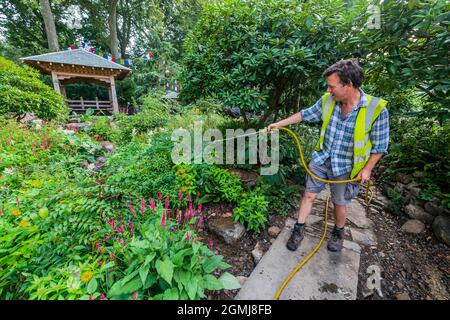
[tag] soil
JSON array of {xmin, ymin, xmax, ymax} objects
[{"xmin": 199, "ymin": 188, "xmax": 450, "ymax": 300}]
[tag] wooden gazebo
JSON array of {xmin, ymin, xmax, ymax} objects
[{"xmin": 21, "ymin": 49, "xmax": 131, "ymax": 114}]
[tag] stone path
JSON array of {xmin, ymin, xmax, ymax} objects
[{"xmin": 235, "ymin": 187, "xmax": 378, "ymax": 300}]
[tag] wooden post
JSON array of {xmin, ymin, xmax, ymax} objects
[
  {"xmin": 80, "ymin": 96, "xmax": 84, "ymax": 111},
  {"xmin": 60, "ymin": 85, "xmax": 67, "ymax": 99},
  {"xmin": 95, "ymin": 97, "xmax": 100, "ymax": 111},
  {"xmin": 110, "ymin": 76, "xmax": 119, "ymax": 113},
  {"xmin": 51, "ymin": 71, "xmax": 61, "ymax": 93}
]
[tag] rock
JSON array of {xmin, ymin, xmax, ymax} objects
[
  {"xmin": 95, "ymin": 156, "xmax": 107, "ymax": 164},
  {"xmin": 395, "ymin": 173, "xmax": 413, "ymax": 185},
  {"xmin": 251, "ymin": 242, "xmax": 264, "ymax": 264},
  {"xmin": 81, "ymin": 160, "xmax": 89, "ymax": 169},
  {"xmin": 371, "ymin": 194, "xmax": 389, "ymax": 208},
  {"xmin": 229, "ymin": 168, "xmax": 259, "ymax": 188},
  {"xmin": 432, "ymin": 216, "xmax": 450, "ymax": 246},
  {"xmin": 207, "ymin": 216, "xmax": 246, "ymax": 244},
  {"xmin": 395, "ymin": 292, "xmax": 411, "ymax": 300},
  {"xmin": 350, "ymin": 228, "xmax": 377, "ymax": 246},
  {"xmin": 394, "ymin": 183, "xmax": 406, "ymax": 194},
  {"xmin": 268, "ymin": 226, "xmax": 281, "ymax": 238},
  {"xmin": 404, "ymin": 204, "xmax": 434, "ymax": 224},
  {"xmin": 236, "ymin": 276, "xmax": 248, "ymax": 287},
  {"xmin": 64, "ymin": 122, "xmax": 91, "ymax": 132},
  {"xmin": 424, "ymin": 201, "xmax": 448, "ymax": 217},
  {"xmin": 405, "ymin": 181, "xmax": 421, "ymax": 198},
  {"xmin": 400, "ymin": 219, "xmax": 425, "ymax": 234},
  {"xmin": 101, "ymin": 141, "xmax": 114, "ymax": 153},
  {"xmin": 87, "ymin": 163, "xmax": 96, "ymax": 170}
]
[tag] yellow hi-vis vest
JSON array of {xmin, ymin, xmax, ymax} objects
[{"xmin": 314, "ymin": 92, "xmax": 388, "ymax": 179}]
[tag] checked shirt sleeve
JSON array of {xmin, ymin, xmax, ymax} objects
[
  {"xmin": 370, "ymin": 108, "xmax": 390, "ymax": 154},
  {"xmin": 299, "ymin": 97, "xmax": 323, "ymax": 124}
]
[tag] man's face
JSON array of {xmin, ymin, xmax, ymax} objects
[{"xmin": 326, "ymin": 73, "xmax": 351, "ymax": 102}]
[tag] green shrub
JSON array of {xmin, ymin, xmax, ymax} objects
[
  {"xmin": 233, "ymin": 188, "xmax": 269, "ymax": 233},
  {"xmin": 0, "ymin": 56, "xmax": 68, "ymax": 121}
]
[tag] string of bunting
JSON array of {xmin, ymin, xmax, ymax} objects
[{"xmin": 67, "ymin": 41, "xmax": 132, "ymax": 66}]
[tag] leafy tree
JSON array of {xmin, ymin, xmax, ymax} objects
[{"xmin": 181, "ymin": 0, "xmax": 359, "ymax": 125}]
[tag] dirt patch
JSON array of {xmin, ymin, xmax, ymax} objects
[{"xmin": 357, "ymin": 204, "xmax": 450, "ymax": 300}]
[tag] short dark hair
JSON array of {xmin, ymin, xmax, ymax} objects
[{"xmin": 323, "ymin": 59, "xmax": 364, "ymax": 88}]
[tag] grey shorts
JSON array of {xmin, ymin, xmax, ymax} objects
[{"xmin": 305, "ymin": 158, "xmax": 360, "ymax": 205}]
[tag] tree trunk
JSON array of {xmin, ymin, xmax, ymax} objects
[
  {"xmin": 108, "ymin": 0, "xmax": 120, "ymax": 58},
  {"xmin": 38, "ymin": 0, "xmax": 59, "ymax": 51}
]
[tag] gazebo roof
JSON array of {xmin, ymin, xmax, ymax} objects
[{"xmin": 21, "ymin": 49, "xmax": 131, "ymax": 80}]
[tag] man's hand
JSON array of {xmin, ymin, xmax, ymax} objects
[
  {"xmin": 267, "ymin": 123, "xmax": 279, "ymax": 134},
  {"xmin": 357, "ymin": 168, "xmax": 372, "ymax": 184}
]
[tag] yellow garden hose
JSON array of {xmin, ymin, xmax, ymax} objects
[{"xmin": 269, "ymin": 126, "xmax": 375, "ymax": 300}]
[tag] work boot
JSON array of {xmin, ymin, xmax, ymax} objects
[
  {"xmin": 286, "ymin": 223, "xmax": 304, "ymax": 251},
  {"xmin": 327, "ymin": 225, "xmax": 344, "ymax": 252}
]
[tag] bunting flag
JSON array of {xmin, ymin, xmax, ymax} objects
[{"xmin": 67, "ymin": 41, "xmax": 132, "ymax": 66}]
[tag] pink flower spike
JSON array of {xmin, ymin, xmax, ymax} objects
[
  {"xmin": 178, "ymin": 190, "xmax": 183, "ymax": 203},
  {"xmin": 130, "ymin": 222, "xmax": 135, "ymax": 234},
  {"xmin": 186, "ymin": 231, "xmax": 190, "ymax": 241},
  {"xmin": 95, "ymin": 243, "xmax": 102, "ymax": 254},
  {"xmin": 111, "ymin": 252, "xmax": 115, "ymax": 260},
  {"xmin": 177, "ymin": 210, "xmax": 182, "ymax": 224},
  {"xmin": 198, "ymin": 215, "xmax": 203, "ymax": 229},
  {"xmin": 184, "ymin": 210, "xmax": 190, "ymax": 221},
  {"xmin": 189, "ymin": 202, "xmax": 193, "ymax": 214},
  {"xmin": 98, "ymin": 261, "xmax": 103, "ymax": 267},
  {"xmin": 127, "ymin": 203, "xmax": 136, "ymax": 216},
  {"xmin": 165, "ymin": 195, "xmax": 169, "ymax": 209},
  {"xmin": 141, "ymin": 198, "xmax": 145, "ymax": 215},
  {"xmin": 133, "ymin": 291, "xmax": 137, "ymax": 300},
  {"xmin": 157, "ymin": 192, "xmax": 163, "ymax": 201},
  {"xmin": 161, "ymin": 213, "xmax": 166, "ymax": 229},
  {"xmin": 197, "ymin": 203, "xmax": 202, "ymax": 213},
  {"xmin": 149, "ymin": 198, "xmax": 155, "ymax": 212},
  {"xmin": 187, "ymin": 193, "xmax": 191, "ymax": 203},
  {"xmin": 88, "ymin": 296, "xmax": 94, "ymax": 300},
  {"xmin": 100, "ymin": 294, "xmax": 106, "ymax": 299},
  {"xmin": 208, "ymin": 240, "xmax": 213, "ymax": 249}
]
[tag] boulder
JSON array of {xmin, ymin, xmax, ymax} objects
[
  {"xmin": 400, "ymin": 219, "xmax": 425, "ymax": 234},
  {"xmin": 404, "ymin": 204, "xmax": 434, "ymax": 224},
  {"xmin": 394, "ymin": 183, "xmax": 406, "ymax": 194},
  {"xmin": 432, "ymin": 216, "xmax": 450, "ymax": 246},
  {"xmin": 251, "ymin": 242, "xmax": 264, "ymax": 264},
  {"xmin": 207, "ymin": 216, "xmax": 245, "ymax": 244},
  {"xmin": 405, "ymin": 181, "xmax": 421, "ymax": 198},
  {"xmin": 424, "ymin": 201, "xmax": 448, "ymax": 217},
  {"xmin": 268, "ymin": 226, "xmax": 281, "ymax": 238},
  {"xmin": 395, "ymin": 173, "xmax": 413, "ymax": 185},
  {"xmin": 101, "ymin": 141, "xmax": 115, "ymax": 153},
  {"xmin": 229, "ymin": 168, "xmax": 259, "ymax": 188}
]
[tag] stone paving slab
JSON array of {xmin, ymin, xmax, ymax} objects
[{"xmin": 235, "ymin": 218, "xmax": 361, "ymax": 300}]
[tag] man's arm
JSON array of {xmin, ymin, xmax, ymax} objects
[
  {"xmin": 268, "ymin": 112, "xmax": 302, "ymax": 132},
  {"xmin": 267, "ymin": 97, "xmax": 323, "ymax": 132}
]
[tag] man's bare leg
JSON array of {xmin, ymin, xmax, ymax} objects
[
  {"xmin": 333, "ymin": 203, "xmax": 347, "ymax": 228},
  {"xmin": 297, "ymin": 191, "xmax": 318, "ymax": 224}
]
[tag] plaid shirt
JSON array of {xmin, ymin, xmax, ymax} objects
[{"xmin": 300, "ymin": 89, "xmax": 389, "ymax": 177}]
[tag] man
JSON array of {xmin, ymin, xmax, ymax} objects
[{"xmin": 268, "ymin": 59, "xmax": 389, "ymax": 252}]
